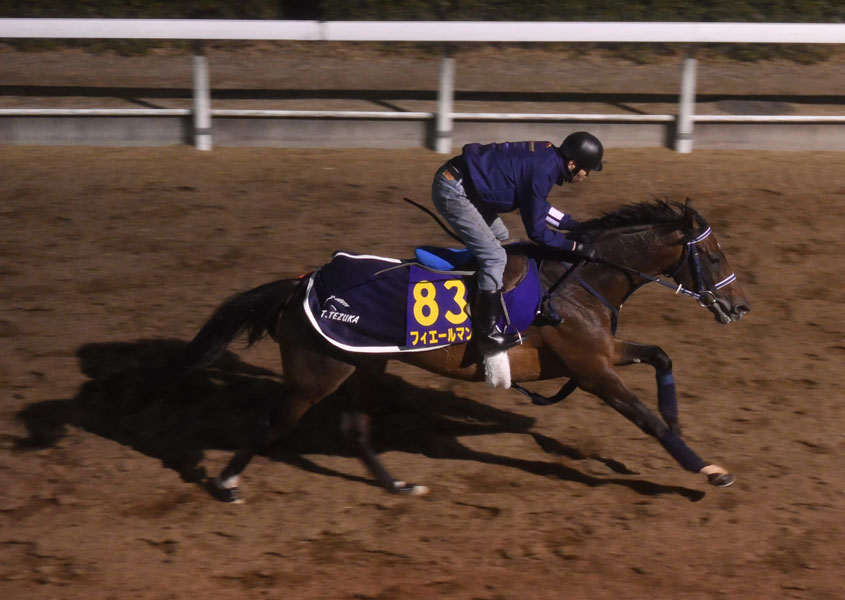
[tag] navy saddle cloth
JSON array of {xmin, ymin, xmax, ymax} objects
[{"xmin": 303, "ymin": 249, "xmax": 542, "ymax": 353}]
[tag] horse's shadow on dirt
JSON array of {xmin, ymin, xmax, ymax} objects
[{"xmin": 15, "ymin": 339, "xmax": 704, "ymax": 502}]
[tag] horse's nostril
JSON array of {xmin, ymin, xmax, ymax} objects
[{"xmin": 736, "ymin": 303, "xmax": 750, "ymax": 315}]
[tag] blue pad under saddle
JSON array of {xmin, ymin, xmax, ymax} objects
[{"xmin": 414, "ymin": 246, "xmax": 474, "ymax": 271}]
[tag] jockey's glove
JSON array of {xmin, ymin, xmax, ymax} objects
[{"xmin": 571, "ymin": 241, "xmax": 600, "ymax": 261}]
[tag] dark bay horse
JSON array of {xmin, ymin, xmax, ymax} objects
[{"xmin": 182, "ymin": 199, "xmax": 750, "ymax": 502}]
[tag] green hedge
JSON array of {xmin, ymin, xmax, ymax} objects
[
  {"xmin": 2, "ymin": 1, "xmax": 843, "ymax": 61},
  {"xmin": 0, "ymin": 1, "xmax": 281, "ymax": 19},
  {"xmin": 3, "ymin": 0, "xmax": 842, "ymax": 22},
  {"xmin": 321, "ymin": 0, "xmax": 844, "ymax": 22}
]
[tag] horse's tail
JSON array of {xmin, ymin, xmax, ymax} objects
[{"xmin": 180, "ymin": 277, "xmax": 305, "ymax": 371}]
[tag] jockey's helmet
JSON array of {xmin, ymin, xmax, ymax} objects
[{"xmin": 561, "ymin": 131, "xmax": 604, "ymax": 172}]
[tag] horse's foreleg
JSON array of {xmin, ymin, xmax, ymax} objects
[
  {"xmin": 579, "ymin": 366, "xmax": 734, "ymax": 487},
  {"xmin": 339, "ymin": 363, "xmax": 429, "ymax": 495},
  {"xmin": 613, "ymin": 340, "xmax": 680, "ymax": 436}
]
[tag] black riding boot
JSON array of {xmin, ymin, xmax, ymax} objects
[{"xmin": 475, "ymin": 290, "xmax": 521, "ymax": 357}]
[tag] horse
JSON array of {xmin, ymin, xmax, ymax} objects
[{"xmin": 180, "ymin": 198, "xmax": 750, "ymax": 503}]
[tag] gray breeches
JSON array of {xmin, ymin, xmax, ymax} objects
[{"xmin": 431, "ymin": 165, "xmax": 509, "ymax": 292}]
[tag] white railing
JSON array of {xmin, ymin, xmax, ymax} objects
[
  {"xmin": 3, "ymin": 19, "xmax": 844, "ymax": 43},
  {"xmin": 1, "ymin": 19, "xmax": 844, "ymax": 152}
]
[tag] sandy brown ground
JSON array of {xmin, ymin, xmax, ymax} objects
[
  {"xmin": 2, "ymin": 31, "xmax": 845, "ymax": 600},
  {"xmin": 1, "ymin": 143, "xmax": 843, "ymax": 600}
]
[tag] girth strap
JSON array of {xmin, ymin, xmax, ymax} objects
[
  {"xmin": 576, "ymin": 276, "xmax": 620, "ymax": 335},
  {"xmin": 539, "ymin": 258, "xmax": 585, "ymax": 323}
]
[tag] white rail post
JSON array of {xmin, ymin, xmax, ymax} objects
[
  {"xmin": 675, "ymin": 47, "xmax": 697, "ymax": 153},
  {"xmin": 192, "ymin": 42, "xmax": 212, "ymax": 151},
  {"xmin": 434, "ymin": 47, "xmax": 455, "ymax": 154}
]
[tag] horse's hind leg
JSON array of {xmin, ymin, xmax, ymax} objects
[
  {"xmin": 339, "ymin": 362, "xmax": 429, "ymax": 495},
  {"xmin": 213, "ymin": 346, "xmax": 356, "ymax": 503},
  {"xmin": 613, "ymin": 339, "xmax": 681, "ymax": 436}
]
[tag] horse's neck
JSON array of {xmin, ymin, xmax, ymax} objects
[
  {"xmin": 552, "ymin": 226, "xmax": 684, "ymax": 307},
  {"xmin": 598, "ymin": 226, "xmax": 684, "ymax": 275}
]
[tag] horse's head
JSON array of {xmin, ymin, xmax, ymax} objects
[
  {"xmin": 563, "ymin": 198, "xmax": 750, "ymax": 325},
  {"xmin": 671, "ymin": 199, "xmax": 750, "ymax": 324}
]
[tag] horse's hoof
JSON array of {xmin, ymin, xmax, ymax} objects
[
  {"xmin": 393, "ymin": 481, "xmax": 430, "ymax": 496},
  {"xmin": 707, "ymin": 472, "xmax": 735, "ymax": 488},
  {"xmin": 217, "ymin": 486, "xmax": 245, "ymax": 503},
  {"xmin": 211, "ymin": 477, "xmax": 245, "ymax": 503},
  {"xmin": 700, "ymin": 464, "xmax": 734, "ymax": 488}
]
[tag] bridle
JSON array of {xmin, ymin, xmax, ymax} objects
[{"xmin": 661, "ymin": 225, "xmax": 737, "ymax": 307}]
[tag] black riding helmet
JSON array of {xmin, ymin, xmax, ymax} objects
[{"xmin": 560, "ymin": 131, "xmax": 604, "ymax": 173}]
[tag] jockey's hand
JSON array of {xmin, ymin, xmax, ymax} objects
[{"xmin": 571, "ymin": 241, "xmax": 600, "ymax": 261}]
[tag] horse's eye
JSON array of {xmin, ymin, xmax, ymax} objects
[{"xmin": 708, "ymin": 255, "xmax": 721, "ymax": 266}]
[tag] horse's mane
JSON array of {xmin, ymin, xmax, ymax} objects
[{"xmin": 570, "ymin": 199, "xmax": 701, "ymax": 241}]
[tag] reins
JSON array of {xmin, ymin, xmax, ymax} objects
[{"xmin": 583, "ymin": 225, "xmax": 737, "ymax": 308}]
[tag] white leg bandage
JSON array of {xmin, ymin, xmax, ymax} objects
[{"xmin": 483, "ymin": 351, "xmax": 512, "ymax": 389}]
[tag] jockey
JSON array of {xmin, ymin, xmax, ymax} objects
[{"xmin": 431, "ymin": 131, "xmax": 604, "ymax": 358}]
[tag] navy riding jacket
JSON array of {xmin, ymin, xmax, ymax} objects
[{"xmin": 460, "ymin": 141, "xmax": 580, "ymax": 252}]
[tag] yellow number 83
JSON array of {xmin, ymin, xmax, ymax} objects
[{"xmin": 412, "ymin": 279, "xmax": 468, "ymax": 328}]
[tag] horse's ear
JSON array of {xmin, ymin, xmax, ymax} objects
[{"xmin": 683, "ymin": 198, "xmax": 696, "ymax": 227}]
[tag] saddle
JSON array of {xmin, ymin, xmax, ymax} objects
[{"xmin": 414, "ymin": 244, "xmax": 531, "ymax": 293}]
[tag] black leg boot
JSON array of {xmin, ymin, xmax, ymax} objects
[{"xmin": 475, "ymin": 290, "xmax": 521, "ymax": 357}]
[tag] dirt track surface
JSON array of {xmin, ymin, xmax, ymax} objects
[{"xmin": 1, "ymin": 145, "xmax": 844, "ymax": 599}]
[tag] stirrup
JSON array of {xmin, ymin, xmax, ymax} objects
[{"xmin": 477, "ymin": 331, "xmax": 521, "ymax": 356}]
